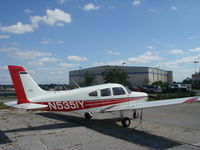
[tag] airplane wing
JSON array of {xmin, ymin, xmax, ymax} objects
[
  {"xmin": 106, "ymin": 97, "xmax": 200, "ymax": 112},
  {"xmin": 5, "ymin": 101, "xmax": 48, "ymax": 109}
]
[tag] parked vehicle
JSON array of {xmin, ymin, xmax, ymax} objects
[
  {"xmin": 128, "ymin": 86, "xmax": 147, "ymax": 92},
  {"xmin": 146, "ymin": 85, "xmax": 162, "ymax": 93},
  {"xmin": 171, "ymin": 84, "xmax": 192, "ymax": 92}
]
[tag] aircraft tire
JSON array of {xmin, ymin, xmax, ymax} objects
[
  {"xmin": 85, "ymin": 112, "xmax": 92, "ymax": 120},
  {"xmin": 133, "ymin": 111, "xmax": 139, "ymax": 119},
  {"xmin": 122, "ymin": 117, "xmax": 131, "ymax": 127}
]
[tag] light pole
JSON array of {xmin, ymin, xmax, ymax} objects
[
  {"xmin": 79, "ymin": 67, "xmax": 82, "ymax": 84},
  {"xmin": 194, "ymin": 61, "xmax": 199, "ymax": 73},
  {"xmin": 152, "ymin": 68, "xmax": 154, "ymax": 84},
  {"xmin": 122, "ymin": 62, "xmax": 126, "ymax": 72}
]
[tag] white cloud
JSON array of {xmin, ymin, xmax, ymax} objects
[
  {"xmin": 37, "ymin": 57, "xmax": 60, "ymax": 63},
  {"xmin": 158, "ymin": 54, "xmax": 200, "ymax": 69},
  {"xmin": 57, "ymin": 40, "xmax": 64, "ymax": 44},
  {"xmin": 189, "ymin": 47, "xmax": 200, "ymax": 52},
  {"xmin": 146, "ymin": 46, "xmax": 154, "ymax": 50},
  {"xmin": 106, "ymin": 50, "xmax": 120, "ymax": 55},
  {"xmin": 10, "ymin": 50, "xmax": 51, "ymax": 59},
  {"xmin": 10, "ymin": 42, "xmax": 20, "ymax": 46},
  {"xmin": 0, "ymin": 9, "xmax": 71, "ymax": 35},
  {"xmin": 0, "ymin": 35, "xmax": 10, "ymax": 39},
  {"xmin": 148, "ymin": 9, "xmax": 156, "ymax": 13},
  {"xmin": 28, "ymin": 61, "xmax": 44, "ymax": 66},
  {"xmin": 168, "ymin": 49, "xmax": 184, "ymax": 55},
  {"xmin": 0, "ymin": 65, "xmax": 7, "ymax": 70},
  {"xmin": 60, "ymin": 63, "xmax": 79, "ymax": 68},
  {"xmin": 41, "ymin": 39, "xmax": 50, "ymax": 45},
  {"xmin": 67, "ymin": 55, "xmax": 87, "ymax": 61},
  {"xmin": 0, "ymin": 48, "xmax": 51, "ymax": 59},
  {"xmin": 0, "ymin": 22, "xmax": 34, "ymax": 34},
  {"xmin": 93, "ymin": 60, "xmax": 125, "ymax": 66},
  {"xmin": 132, "ymin": 0, "xmax": 141, "ymax": 6},
  {"xmin": 127, "ymin": 51, "xmax": 162, "ymax": 64},
  {"xmin": 83, "ymin": 3, "xmax": 100, "ymax": 11},
  {"xmin": 41, "ymin": 38, "xmax": 64, "ymax": 45},
  {"xmin": 58, "ymin": 0, "xmax": 66, "ymax": 4},
  {"xmin": 108, "ymin": 6, "xmax": 115, "ymax": 9},
  {"xmin": 24, "ymin": 9, "xmax": 34, "ymax": 14},
  {"xmin": 171, "ymin": 6, "xmax": 178, "ymax": 11},
  {"xmin": 27, "ymin": 57, "xmax": 60, "ymax": 66},
  {"xmin": 94, "ymin": 51, "xmax": 162, "ymax": 66},
  {"xmin": 0, "ymin": 47, "xmax": 19, "ymax": 52},
  {"xmin": 31, "ymin": 9, "xmax": 71, "ymax": 27},
  {"xmin": 188, "ymin": 35, "xmax": 199, "ymax": 40}
]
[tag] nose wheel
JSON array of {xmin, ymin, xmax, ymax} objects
[
  {"xmin": 85, "ymin": 112, "xmax": 92, "ymax": 120},
  {"xmin": 133, "ymin": 111, "xmax": 139, "ymax": 119}
]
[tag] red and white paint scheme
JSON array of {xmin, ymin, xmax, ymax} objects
[{"xmin": 5, "ymin": 65, "xmax": 200, "ymax": 127}]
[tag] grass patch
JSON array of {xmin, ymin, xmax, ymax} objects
[
  {"xmin": 0, "ymin": 96, "xmax": 16, "ymax": 100},
  {"xmin": 0, "ymin": 102, "xmax": 11, "ymax": 109},
  {"xmin": 148, "ymin": 91, "xmax": 197, "ymax": 101},
  {"xmin": 148, "ymin": 97, "xmax": 156, "ymax": 101}
]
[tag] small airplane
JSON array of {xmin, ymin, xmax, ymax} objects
[{"xmin": 5, "ymin": 65, "xmax": 200, "ymax": 127}]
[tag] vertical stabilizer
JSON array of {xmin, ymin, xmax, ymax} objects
[{"xmin": 8, "ymin": 65, "xmax": 46, "ymax": 104}]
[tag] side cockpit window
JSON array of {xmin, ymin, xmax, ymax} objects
[
  {"xmin": 100, "ymin": 88, "xmax": 111, "ymax": 97},
  {"xmin": 89, "ymin": 91, "xmax": 98, "ymax": 96},
  {"xmin": 112, "ymin": 87, "xmax": 126, "ymax": 95}
]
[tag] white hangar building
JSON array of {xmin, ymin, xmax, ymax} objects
[{"xmin": 69, "ymin": 66, "xmax": 173, "ymax": 86}]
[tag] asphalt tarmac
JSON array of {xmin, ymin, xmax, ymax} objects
[{"xmin": 0, "ymin": 99, "xmax": 200, "ymax": 150}]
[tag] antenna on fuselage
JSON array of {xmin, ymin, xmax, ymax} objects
[
  {"xmin": 62, "ymin": 84, "xmax": 68, "ymax": 91},
  {"xmin": 71, "ymin": 78, "xmax": 81, "ymax": 88}
]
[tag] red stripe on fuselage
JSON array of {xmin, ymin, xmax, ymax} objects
[
  {"xmin": 35, "ymin": 96, "xmax": 146, "ymax": 112},
  {"xmin": 184, "ymin": 97, "xmax": 197, "ymax": 103},
  {"xmin": 84, "ymin": 97, "xmax": 140, "ymax": 108}
]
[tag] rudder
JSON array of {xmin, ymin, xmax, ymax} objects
[
  {"xmin": 8, "ymin": 65, "xmax": 46, "ymax": 104},
  {"xmin": 8, "ymin": 65, "xmax": 29, "ymax": 104}
]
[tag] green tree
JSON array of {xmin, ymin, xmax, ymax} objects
[
  {"xmin": 182, "ymin": 77, "xmax": 192, "ymax": 84},
  {"xmin": 103, "ymin": 67, "xmax": 130, "ymax": 86},
  {"xmin": 152, "ymin": 81, "xmax": 169, "ymax": 88},
  {"xmin": 83, "ymin": 72, "xmax": 96, "ymax": 86}
]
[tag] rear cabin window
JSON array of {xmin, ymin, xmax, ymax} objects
[
  {"xmin": 100, "ymin": 88, "xmax": 111, "ymax": 97},
  {"xmin": 113, "ymin": 87, "xmax": 126, "ymax": 95},
  {"xmin": 89, "ymin": 91, "xmax": 98, "ymax": 96}
]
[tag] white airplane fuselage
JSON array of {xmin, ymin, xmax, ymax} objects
[{"xmin": 30, "ymin": 84, "xmax": 148, "ymax": 113}]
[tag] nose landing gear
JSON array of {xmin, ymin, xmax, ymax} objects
[
  {"xmin": 133, "ymin": 110, "xmax": 139, "ymax": 119},
  {"xmin": 85, "ymin": 112, "xmax": 92, "ymax": 120}
]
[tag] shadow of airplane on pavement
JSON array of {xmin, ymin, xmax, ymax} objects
[{"xmin": 2, "ymin": 112, "xmax": 181, "ymax": 149}]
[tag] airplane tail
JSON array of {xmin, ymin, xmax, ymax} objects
[{"xmin": 8, "ymin": 65, "xmax": 46, "ymax": 104}]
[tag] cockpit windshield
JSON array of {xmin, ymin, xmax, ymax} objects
[{"xmin": 125, "ymin": 87, "xmax": 132, "ymax": 94}]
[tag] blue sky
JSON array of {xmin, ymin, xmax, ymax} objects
[{"xmin": 1, "ymin": 0, "xmax": 200, "ymax": 84}]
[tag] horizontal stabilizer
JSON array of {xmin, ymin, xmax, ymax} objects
[{"xmin": 5, "ymin": 101, "xmax": 48, "ymax": 109}]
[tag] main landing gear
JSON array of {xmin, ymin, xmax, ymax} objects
[
  {"xmin": 85, "ymin": 112, "xmax": 92, "ymax": 120},
  {"xmin": 120, "ymin": 110, "xmax": 141, "ymax": 127},
  {"xmin": 121, "ymin": 117, "xmax": 131, "ymax": 127}
]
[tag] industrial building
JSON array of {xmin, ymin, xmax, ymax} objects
[
  {"xmin": 69, "ymin": 66, "xmax": 173, "ymax": 86},
  {"xmin": 192, "ymin": 72, "xmax": 200, "ymax": 88}
]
